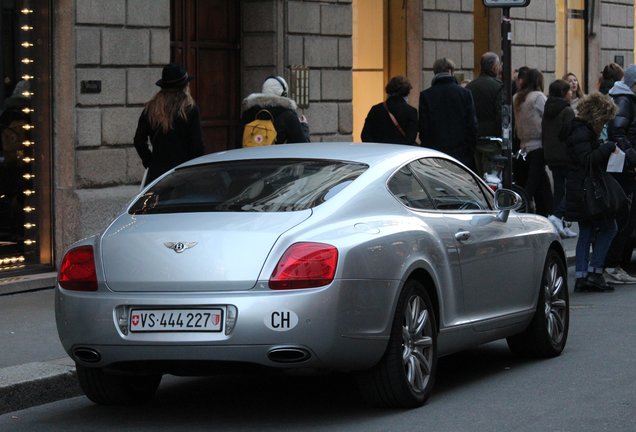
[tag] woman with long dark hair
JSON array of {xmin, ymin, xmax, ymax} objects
[
  {"xmin": 134, "ymin": 63, "xmax": 203, "ymax": 186},
  {"xmin": 513, "ymin": 68, "xmax": 554, "ymax": 217}
]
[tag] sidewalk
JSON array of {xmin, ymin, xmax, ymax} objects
[{"xmin": 0, "ymin": 232, "xmax": 579, "ymax": 415}]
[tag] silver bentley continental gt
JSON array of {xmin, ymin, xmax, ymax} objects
[{"xmin": 55, "ymin": 142, "xmax": 569, "ymax": 408}]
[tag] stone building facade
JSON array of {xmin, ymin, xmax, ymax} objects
[{"xmin": 1, "ymin": 0, "xmax": 635, "ymax": 280}]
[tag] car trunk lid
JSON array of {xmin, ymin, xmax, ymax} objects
[{"xmin": 100, "ymin": 211, "xmax": 311, "ymax": 292}]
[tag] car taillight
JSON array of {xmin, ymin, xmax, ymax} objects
[
  {"xmin": 269, "ymin": 242, "xmax": 338, "ymax": 290},
  {"xmin": 58, "ymin": 245, "xmax": 98, "ymax": 291}
]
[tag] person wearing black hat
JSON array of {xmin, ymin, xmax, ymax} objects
[
  {"xmin": 134, "ymin": 63, "xmax": 203, "ymax": 186},
  {"xmin": 239, "ymin": 75, "xmax": 310, "ymax": 145}
]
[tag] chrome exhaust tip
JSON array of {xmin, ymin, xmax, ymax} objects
[
  {"xmin": 73, "ymin": 347, "xmax": 101, "ymax": 363},
  {"xmin": 267, "ymin": 347, "xmax": 311, "ymax": 363}
]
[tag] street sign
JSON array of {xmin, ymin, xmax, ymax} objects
[{"xmin": 482, "ymin": 0, "xmax": 530, "ymax": 7}]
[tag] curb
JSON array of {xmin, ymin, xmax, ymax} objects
[
  {"xmin": 0, "ymin": 273, "xmax": 56, "ymax": 296},
  {"xmin": 0, "ymin": 360, "xmax": 81, "ymax": 415}
]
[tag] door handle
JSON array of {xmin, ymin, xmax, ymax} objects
[{"xmin": 455, "ymin": 231, "xmax": 471, "ymax": 241}]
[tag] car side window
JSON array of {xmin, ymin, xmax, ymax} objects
[
  {"xmin": 409, "ymin": 158, "xmax": 492, "ymax": 211},
  {"xmin": 387, "ymin": 166, "xmax": 435, "ymax": 210}
]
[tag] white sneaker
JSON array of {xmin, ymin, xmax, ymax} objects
[
  {"xmin": 604, "ymin": 267, "xmax": 636, "ymax": 284},
  {"xmin": 562, "ymin": 226, "xmax": 577, "ymax": 238},
  {"xmin": 548, "ymin": 215, "xmax": 566, "ymax": 237}
]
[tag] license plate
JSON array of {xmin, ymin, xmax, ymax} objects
[{"xmin": 130, "ymin": 308, "xmax": 223, "ymax": 332}]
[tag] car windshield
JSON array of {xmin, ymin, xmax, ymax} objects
[{"xmin": 129, "ymin": 158, "xmax": 368, "ymax": 214}]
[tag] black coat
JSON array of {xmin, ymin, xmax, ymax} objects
[
  {"xmin": 134, "ymin": 105, "xmax": 204, "ymax": 186},
  {"xmin": 240, "ymin": 93, "xmax": 310, "ymax": 145},
  {"xmin": 542, "ymin": 96, "xmax": 575, "ymax": 169},
  {"xmin": 361, "ymin": 95, "xmax": 418, "ymax": 145},
  {"xmin": 418, "ymin": 74, "xmax": 478, "ymax": 169},
  {"xmin": 565, "ymin": 118, "xmax": 617, "ymax": 222}
]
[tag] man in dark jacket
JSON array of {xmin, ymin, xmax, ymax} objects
[
  {"xmin": 240, "ymin": 76, "xmax": 310, "ymax": 145},
  {"xmin": 466, "ymin": 52, "xmax": 503, "ymax": 175},
  {"xmin": 418, "ymin": 57, "xmax": 478, "ymax": 170},
  {"xmin": 361, "ymin": 75, "xmax": 418, "ymax": 145}
]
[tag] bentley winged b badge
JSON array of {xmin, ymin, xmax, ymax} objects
[{"xmin": 164, "ymin": 241, "xmax": 198, "ymax": 253}]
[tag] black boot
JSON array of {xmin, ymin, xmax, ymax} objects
[
  {"xmin": 586, "ymin": 273, "xmax": 614, "ymax": 292},
  {"xmin": 574, "ymin": 278, "xmax": 591, "ymax": 292}
]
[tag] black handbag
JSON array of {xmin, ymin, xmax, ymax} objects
[{"xmin": 583, "ymin": 163, "xmax": 626, "ymax": 218}]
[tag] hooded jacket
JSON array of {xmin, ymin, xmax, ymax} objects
[
  {"xmin": 608, "ymin": 81, "xmax": 636, "ymax": 150},
  {"xmin": 607, "ymin": 81, "xmax": 636, "ymax": 188},
  {"xmin": 239, "ymin": 93, "xmax": 310, "ymax": 145},
  {"xmin": 541, "ymin": 96, "xmax": 575, "ymax": 168},
  {"xmin": 564, "ymin": 118, "xmax": 617, "ymax": 222}
]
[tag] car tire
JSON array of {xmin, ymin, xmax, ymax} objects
[
  {"xmin": 357, "ymin": 279, "xmax": 437, "ymax": 408},
  {"xmin": 507, "ymin": 249, "xmax": 569, "ymax": 357},
  {"xmin": 510, "ymin": 184, "xmax": 534, "ymax": 213},
  {"xmin": 76, "ymin": 364, "xmax": 162, "ymax": 405}
]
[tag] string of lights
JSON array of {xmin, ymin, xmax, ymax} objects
[{"xmin": 1, "ymin": 3, "xmax": 36, "ymax": 270}]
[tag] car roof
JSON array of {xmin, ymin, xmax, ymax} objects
[{"xmin": 182, "ymin": 142, "xmax": 450, "ymax": 169}]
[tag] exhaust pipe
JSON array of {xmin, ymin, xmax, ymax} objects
[
  {"xmin": 73, "ymin": 347, "xmax": 101, "ymax": 363},
  {"xmin": 267, "ymin": 347, "xmax": 311, "ymax": 363}
]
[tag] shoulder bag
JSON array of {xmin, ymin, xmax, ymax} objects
[{"xmin": 583, "ymin": 162, "xmax": 626, "ymax": 219}]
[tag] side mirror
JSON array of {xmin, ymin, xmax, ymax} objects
[{"xmin": 494, "ymin": 189, "xmax": 523, "ymax": 211}]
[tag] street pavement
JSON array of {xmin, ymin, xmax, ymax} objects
[{"xmin": 0, "ymin": 233, "xmax": 580, "ymax": 415}]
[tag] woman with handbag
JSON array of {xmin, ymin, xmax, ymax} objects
[
  {"xmin": 565, "ymin": 93, "xmax": 621, "ymax": 292},
  {"xmin": 361, "ymin": 75, "xmax": 418, "ymax": 145}
]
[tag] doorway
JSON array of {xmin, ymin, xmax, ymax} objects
[
  {"xmin": 352, "ymin": 0, "xmax": 411, "ymax": 142},
  {"xmin": 556, "ymin": 0, "xmax": 586, "ymax": 91},
  {"xmin": 170, "ymin": 0, "xmax": 241, "ymax": 154}
]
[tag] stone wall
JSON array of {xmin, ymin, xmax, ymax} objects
[
  {"xmin": 71, "ymin": 0, "xmax": 170, "ymax": 241},
  {"xmin": 421, "ymin": 0, "xmax": 475, "ymax": 88},
  {"xmin": 510, "ymin": 0, "xmax": 556, "ymax": 86},
  {"xmin": 241, "ymin": 0, "xmax": 353, "ymax": 142},
  {"xmin": 599, "ymin": 0, "xmax": 634, "ymax": 69}
]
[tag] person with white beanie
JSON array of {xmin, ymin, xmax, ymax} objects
[
  {"xmin": 604, "ymin": 64, "xmax": 636, "ymax": 284},
  {"xmin": 239, "ymin": 75, "xmax": 310, "ymax": 145}
]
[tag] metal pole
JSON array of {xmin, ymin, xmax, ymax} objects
[{"xmin": 501, "ymin": 7, "xmax": 513, "ymax": 189}]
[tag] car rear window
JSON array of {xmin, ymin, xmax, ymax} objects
[{"xmin": 129, "ymin": 159, "xmax": 368, "ymax": 214}]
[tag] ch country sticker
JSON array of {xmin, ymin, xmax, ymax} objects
[{"xmin": 264, "ymin": 309, "xmax": 299, "ymax": 331}]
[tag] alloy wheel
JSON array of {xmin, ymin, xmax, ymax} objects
[
  {"xmin": 543, "ymin": 259, "xmax": 567, "ymax": 345},
  {"xmin": 402, "ymin": 294, "xmax": 434, "ymax": 393}
]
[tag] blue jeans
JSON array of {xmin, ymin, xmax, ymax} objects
[{"xmin": 575, "ymin": 218, "xmax": 618, "ymax": 278}]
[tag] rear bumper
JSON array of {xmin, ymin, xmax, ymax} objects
[{"xmin": 55, "ymin": 279, "xmax": 400, "ymax": 371}]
